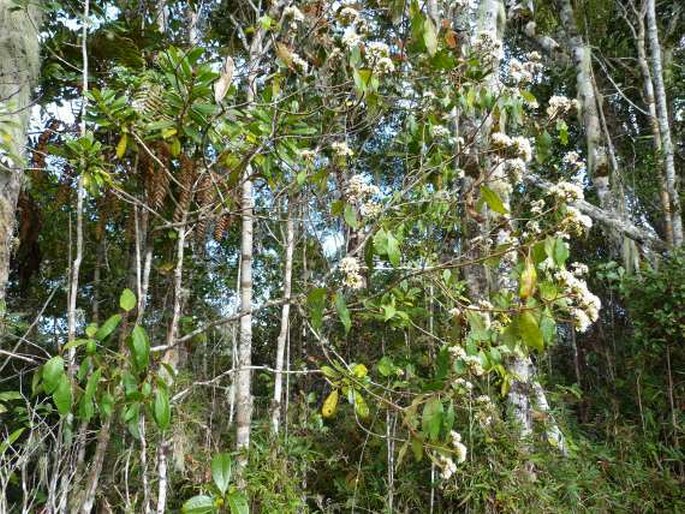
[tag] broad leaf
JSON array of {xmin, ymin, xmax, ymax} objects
[
  {"xmin": 119, "ymin": 288, "xmax": 137, "ymax": 312},
  {"xmin": 226, "ymin": 492, "xmax": 249, "ymax": 514},
  {"xmin": 181, "ymin": 495, "xmax": 216, "ymax": 514},
  {"xmin": 95, "ymin": 314, "xmax": 122, "ymax": 341},
  {"xmin": 334, "ymin": 293, "xmax": 351, "ymax": 334},
  {"xmin": 211, "ymin": 453, "xmax": 232, "ymax": 495},
  {"xmin": 129, "ymin": 325, "xmax": 150, "ymax": 371},
  {"xmin": 421, "ymin": 397, "xmax": 443, "ymax": 441},
  {"xmin": 153, "ymin": 387, "xmax": 171, "ymax": 431},
  {"xmin": 53, "ymin": 374, "xmax": 72, "ymax": 416},
  {"xmin": 481, "ymin": 186, "xmax": 508, "ymax": 215},
  {"xmin": 43, "ymin": 356, "xmax": 65, "ymax": 394},
  {"xmin": 519, "ymin": 311, "xmax": 544, "ymax": 352}
]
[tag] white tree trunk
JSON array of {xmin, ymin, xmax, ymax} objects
[
  {"xmin": 645, "ymin": 0, "xmax": 683, "ymax": 246},
  {"xmin": 271, "ymin": 205, "xmax": 295, "ymax": 435},
  {"xmin": 556, "ymin": 0, "xmax": 610, "ymax": 206}
]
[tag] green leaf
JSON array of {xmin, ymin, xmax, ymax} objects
[
  {"xmin": 421, "ymin": 397, "xmax": 443, "ymax": 441},
  {"xmin": 0, "ymin": 428, "xmax": 25, "ymax": 456},
  {"xmin": 343, "ymin": 204, "xmax": 359, "ymax": 229},
  {"xmin": 181, "ymin": 495, "xmax": 217, "ymax": 514},
  {"xmin": 423, "ymin": 17, "xmax": 438, "ymax": 56},
  {"xmin": 387, "ymin": 232, "xmax": 401, "ymax": 267},
  {"xmin": 519, "ymin": 311, "xmax": 544, "ymax": 352},
  {"xmin": 553, "ymin": 239, "xmax": 569, "ymax": 267},
  {"xmin": 53, "ymin": 374, "xmax": 72, "ymax": 416},
  {"xmin": 481, "ymin": 186, "xmax": 508, "ymax": 215},
  {"xmin": 226, "ymin": 492, "xmax": 249, "ymax": 514},
  {"xmin": 85, "ymin": 368, "xmax": 102, "ymax": 399},
  {"xmin": 0, "ymin": 391, "xmax": 22, "ymax": 401},
  {"xmin": 43, "ymin": 356, "xmax": 65, "ymax": 394},
  {"xmin": 99, "ymin": 392, "xmax": 114, "ymax": 417},
  {"xmin": 351, "ymin": 363, "xmax": 368, "ymax": 379},
  {"xmin": 153, "ymin": 387, "xmax": 171, "ymax": 431},
  {"xmin": 119, "ymin": 288, "xmax": 137, "ymax": 312},
  {"xmin": 320, "ymin": 366, "xmax": 339, "ymax": 380},
  {"xmin": 211, "ymin": 453, "xmax": 233, "ymax": 495},
  {"xmin": 334, "ymin": 293, "xmax": 352, "ymax": 334},
  {"xmin": 353, "ymin": 390, "xmax": 370, "ymax": 418},
  {"xmin": 95, "ymin": 314, "xmax": 122, "ymax": 341},
  {"xmin": 129, "ymin": 325, "xmax": 150, "ymax": 371},
  {"xmin": 377, "ymin": 356, "xmax": 396, "ymax": 377},
  {"xmin": 307, "ymin": 287, "xmax": 327, "ymax": 331}
]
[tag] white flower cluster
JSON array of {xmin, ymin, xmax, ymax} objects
[
  {"xmin": 331, "ymin": 141, "xmax": 354, "ymax": 157},
  {"xmin": 560, "ymin": 205, "xmax": 593, "ymax": 235},
  {"xmin": 342, "ymin": 27, "xmax": 362, "ymax": 48},
  {"xmin": 549, "ymin": 181, "xmax": 584, "ymax": 202},
  {"xmin": 365, "ymin": 41, "xmax": 394, "ymax": 75},
  {"xmin": 463, "ymin": 355, "xmax": 485, "ymax": 376},
  {"xmin": 546, "ymin": 95, "xmax": 580, "ymax": 118},
  {"xmin": 299, "ymin": 149, "xmax": 316, "ymax": 161},
  {"xmin": 555, "ymin": 269, "xmax": 601, "ymax": 332},
  {"xmin": 562, "ymin": 151, "xmax": 586, "ymax": 173},
  {"xmin": 448, "ymin": 344, "xmax": 466, "ymax": 360},
  {"xmin": 340, "ymin": 256, "xmax": 364, "ymax": 289},
  {"xmin": 475, "ymin": 395, "xmax": 496, "ymax": 427},
  {"xmin": 508, "ymin": 55, "xmax": 543, "ymax": 85},
  {"xmin": 473, "ymin": 30, "xmax": 504, "ymax": 64},
  {"xmin": 437, "ymin": 454, "xmax": 457, "ymax": 480},
  {"xmin": 490, "ymin": 132, "xmax": 534, "ymax": 163},
  {"xmin": 431, "ymin": 124, "xmax": 451, "ymax": 139},
  {"xmin": 283, "ymin": 6, "xmax": 305, "ymax": 22},
  {"xmin": 291, "ymin": 52, "xmax": 309, "ymax": 73},
  {"xmin": 453, "ymin": 377, "xmax": 474, "ymax": 393},
  {"xmin": 450, "ymin": 431, "xmax": 468, "ymax": 463},
  {"xmin": 339, "ymin": 6, "xmax": 360, "ymax": 25},
  {"xmin": 346, "ymin": 174, "xmax": 382, "ymax": 217},
  {"xmin": 530, "ymin": 198, "xmax": 546, "ymax": 215}
]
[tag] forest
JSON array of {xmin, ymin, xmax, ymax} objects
[{"xmin": 0, "ymin": 0, "xmax": 683, "ymax": 512}]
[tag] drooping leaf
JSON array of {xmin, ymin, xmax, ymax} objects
[
  {"xmin": 334, "ymin": 293, "xmax": 351, "ymax": 334},
  {"xmin": 481, "ymin": 186, "xmax": 508, "ymax": 215},
  {"xmin": 387, "ymin": 232, "xmax": 401, "ymax": 267},
  {"xmin": 95, "ymin": 314, "xmax": 122, "ymax": 341},
  {"xmin": 519, "ymin": 258, "xmax": 537, "ymax": 300},
  {"xmin": 343, "ymin": 203, "xmax": 359, "ymax": 229},
  {"xmin": 307, "ymin": 287, "xmax": 327, "ymax": 331},
  {"xmin": 322, "ymin": 389, "xmax": 339, "ymax": 418},
  {"xmin": 353, "ymin": 390, "xmax": 370, "ymax": 418},
  {"xmin": 115, "ymin": 133, "xmax": 127, "ymax": 158},
  {"xmin": 421, "ymin": 397, "xmax": 443, "ymax": 441},
  {"xmin": 53, "ymin": 374, "xmax": 72, "ymax": 416},
  {"xmin": 519, "ymin": 311, "xmax": 544, "ymax": 352},
  {"xmin": 211, "ymin": 453, "xmax": 233, "ymax": 495},
  {"xmin": 129, "ymin": 325, "xmax": 150, "ymax": 371},
  {"xmin": 423, "ymin": 17, "xmax": 438, "ymax": 56},
  {"xmin": 153, "ymin": 387, "xmax": 171, "ymax": 431},
  {"xmin": 43, "ymin": 356, "xmax": 65, "ymax": 394}
]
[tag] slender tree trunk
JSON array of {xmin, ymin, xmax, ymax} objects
[
  {"xmin": 645, "ymin": 0, "xmax": 683, "ymax": 246},
  {"xmin": 0, "ymin": 1, "xmax": 41, "ymax": 312},
  {"xmin": 556, "ymin": 0, "xmax": 610, "ymax": 206},
  {"xmin": 271, "ymin": 202, "xmax": 295, "ymax": 435}
]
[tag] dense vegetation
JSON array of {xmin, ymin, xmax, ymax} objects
[{"xmin": 0, "ymin": 0, "xmax": 683, "ymax": 512}]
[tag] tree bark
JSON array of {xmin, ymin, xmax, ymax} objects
[
  {"xmin": 0, "ymin": 1, "xmax": 40, "ymax": 311},
  {"xmin": 645, "ymin": 0, "xmax": 683, "ymax": 246},
  {"xmin": 271, "ymin": 203, "xmax": 295, "ymax": 435},
  {"xmin": 556, "ymin": 0, "xmax": 610, "ymax": 206}
]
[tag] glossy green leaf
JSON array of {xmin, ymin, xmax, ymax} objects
[
  {"xmin": 387, "ymin": 232, "xmax": 401, "ymax": 267},
  {"xmin": 153, "ymin": 387, "xmax": 171, "ymax": 431},
  {"xmin": 307, "ymin": 287, "xmax": 327, "ymax": 331},
  {"xmin": 53, "ymin": 374, "xmax": 72, "ymax": 416},
  {"xmin": 95, "ymin": 314, "xmax": 122, "ymax": 341},
  {"xmin": 211, "ymin": 453, "xmax": 233, "ymax": 495},
  {"xmin": 129, "ymin": 325, "xmax": 150, "ymax": 371},
  {"xmin": 43, "ymin": 356, "xmax": 65, "ymax": 394}
]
